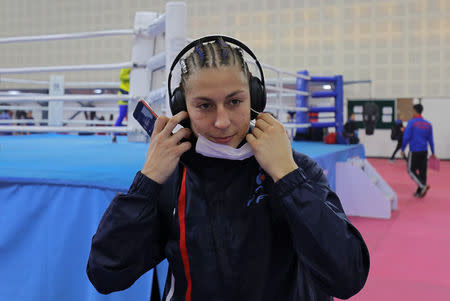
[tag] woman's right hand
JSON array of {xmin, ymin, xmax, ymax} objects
[{"xmin": 141, "ymin": 111, "xmax": 192, "ymax": 184}]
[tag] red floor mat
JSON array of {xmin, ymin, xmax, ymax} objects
[{"xmin": 339, "ymin": 158, "xmax": 450, "ymax": 300}]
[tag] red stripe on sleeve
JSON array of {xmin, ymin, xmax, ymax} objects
[{"xmin": 178, "ymin": 167, "xmax": 192, "ymax": 301}]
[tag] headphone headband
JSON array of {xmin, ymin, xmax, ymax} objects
[{"xmin": 167, "ymin": 35, "xmax": 265, "ymax": 100}]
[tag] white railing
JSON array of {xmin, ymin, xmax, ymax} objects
[
  {"xmin": 0, "ymin": 29, "xmax": 134, "ymax": 44},
  {"xmin": 0, "ymin": 94, "xmax": 134, "ymax": 103},
  {"xmin": 0, "ymin": 126, "xmax": 128, "ymax": 133},
  {"xmin": 0, "ymin": 62, "xmax": 134, "ymax": 75},
  {"xmin": 0, "ymin": 2, "xmax": 186, "ymax": 137},
  {"xmin": 0, "ymin": 2, "xmax": 320, "ymax": 136},
  {"xmin": 0, "ymin": 77, "xmax": 120, "ymax": 88}
]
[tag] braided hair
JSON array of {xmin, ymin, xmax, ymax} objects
[{"xmin": 180, "ymin": 38, "xmax": 251, "ymax": 91}]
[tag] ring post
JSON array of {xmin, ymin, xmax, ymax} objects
[
  {"xmin": 165, "ymin": 2, "xmax": 187, "ymax": 117},
  {"xmin": 295, "ymin": 70, "xmax": 309, "ymax": 137},
  {"xmin": 334, "ymin": 75, "xmax": 346, "ymax": 144},
  {"xmin": 128, "ymin": 12, "xmax": 158, "ymax": 143}
]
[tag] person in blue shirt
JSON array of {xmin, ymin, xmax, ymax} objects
[{"xmin": 401, "ymin": 104, "xmax": 436, "ymax": 198}]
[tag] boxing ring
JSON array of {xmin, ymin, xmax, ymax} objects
[{"xmin": 0, "ymin": 2, "xmax": 370, "ymax": 301}]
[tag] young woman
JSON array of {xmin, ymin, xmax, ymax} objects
[{"xmin": 87, "ymin": 36, "xmax": 369, "ymax": 301}]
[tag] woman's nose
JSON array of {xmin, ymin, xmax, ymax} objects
[{"xmin": 214, "ymin": 106, "xmax": 231, "ymax": 129}]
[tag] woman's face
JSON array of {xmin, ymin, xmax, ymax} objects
[{"xmin": 185, "ymin": 66, "xmax": 251, "ymax": 148}]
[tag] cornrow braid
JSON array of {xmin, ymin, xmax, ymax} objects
[
  {"xmin": 180, "ymin": 38, "xmax": 250, "ymax": 91},
  {"xmin": 217, "ymin": 37, "xmax": 230, "ymax": 64},
  {"xmin": 205, "ymin": 43, "xmax": 216, "ymax": 67},
  {"xmin": 194, "ymin": 44, "xmax": 206, "ymax": 66}
]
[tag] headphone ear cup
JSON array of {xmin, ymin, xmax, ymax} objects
[
  {"xmin": 249, "ymin": 76, "xmax": 266, "ymax": 120},
  {"xmin": 170, "ymin": 87, "xmax": 187, "ymax": 116},
  {"xmin": 170, "ymin": 87, "xmax": 191, "ymax": 128}
]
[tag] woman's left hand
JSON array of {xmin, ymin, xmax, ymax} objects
[{"xmin": 246, "ymin": 113, "xmax": 298, "ymax": 182}]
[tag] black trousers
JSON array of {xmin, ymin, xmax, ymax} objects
[
  {"xmin": 407, "ymin": 151, "xmax": 428, "ymax": 189},
  {"xmin": 390, "ymin": 138, "xmax": 403, "ymax": 159}
]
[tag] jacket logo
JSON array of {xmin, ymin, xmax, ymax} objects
[{"xmin": 247, "ymin": 169, "xmax": 268, "ymax": 207}]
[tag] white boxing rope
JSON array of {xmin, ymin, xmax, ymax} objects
[
  {"xmin": 265, "ymin": 78, "xmax": 296, "ymax": 86},
  {"xmin": 0, "ymin": 92, "xmax": 44, "ymax": 97},
  {"xmin": 0, "ymin": 29, "xmax": 134, "ymax": 44},
  {"xmin": 0, "ymin": 119, "xmax": 46, "ymax": 124},
  {"xmin": 265, "ymin": 85, "xmax": 309, "ymax": 96},
  {"xmin": 244, "ymin": 58, "xmax": 311, "ymax": 80},
  {"xmin": 62, "ymin": 120, "xmax": 125, "ymax": 125},
  {"xmin": 0, "ymin": 106, "xmax": 117, "ymax": 113},
  {"xmin": 262, "ymin": 65, "xmax": 311, "ymax": 81},
  {"xmin": 265, "ymin": 105, "xmax": 308, "ymax": 112},
  {"xmin": 0, "ymin": 94, "xmax": 136, "ymax": 103},
  {"xmin": 0, "ymin": 77, "xmax": 121, "ymax": 88},
  {"xmin": 64, "ymin": 106, "xmax": 118, "ymax": 112},
  {"xmin": 0, "ymin": 126, "xmax": 128, "ymax": 133},
  {"xmin": 0, "ymin": 119, "xmax": 123, "ymax": 125},
  {"xmin": 0, "ymin": 62, "xmax": 134, "ymax": 75},
  {"xmin": 267, "ymin": 93, "xmax": 297, "ymax": 98},
  {"xmin": 64, "ymin": 81, "xmax": 121, "ymax": 88},
  {"xmin": 0, "ymin": 105, "xmax": 46, "ymax": 111},
  {"xmin": 0, "ymin": 77, "xmax": 50, "ymax": 86},
  {"xmin": 282, "ymin": 123, "xmax": 311, "ymax": 129}
]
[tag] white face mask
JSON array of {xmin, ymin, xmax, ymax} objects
[{"xmin": 195, "ymin": 134, "xmax": 253, "ymax": 160}]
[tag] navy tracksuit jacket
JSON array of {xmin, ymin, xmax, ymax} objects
[{"xmin": 87, "ymin": 149, "xmax": 370, "ymax": 300}]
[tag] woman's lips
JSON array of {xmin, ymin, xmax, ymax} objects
[{"xmin": 211, "ymin": 135, "xmax": 234, "ymax": 144}]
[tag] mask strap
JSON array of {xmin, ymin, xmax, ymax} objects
[
  {"xmin": 250, "ymin": 108, "xmax": 260, "ymax": 115},
  {"xmin": 250, "ymin": 108, "xmax": 261, "ymax": 127}
]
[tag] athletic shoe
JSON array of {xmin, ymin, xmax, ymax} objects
[
  {"xmin": 413, "ymin": 192, "xmax": 420, "ymax": 197},
  {"xmin": 419, "ymin": 185, "xmax": 430, "ymax": 198},
  {"xmin": 389, "ymin": 159, "xmax": 395, "ymax": 163},
  {"xmin": 112, "ymin": 136, "xmax": 117, "ymax": 143}
]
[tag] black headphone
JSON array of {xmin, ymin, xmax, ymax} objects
[{"xmin": 167, "ymin": 35, "xmax": 266, "ymax": 122}]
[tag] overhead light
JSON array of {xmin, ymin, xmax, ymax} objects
[
  {"xmin": 8, "ymin": 90, "xmax": 20, "ymax": 95},
  {"xmin": 94, "ymin": 89, "xmax": 103, "ymax": 94},
  {"xmin": 322, "ymin": 84, "xmax": 332, "ymax": 90}
]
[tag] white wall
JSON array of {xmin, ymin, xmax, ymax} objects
[
  {"xmin": 1, "ymin": 0, "xmax": 450, "ymax": 100},
  {"xmin": 1, "ymin": 0, "xmax": 449, "ymax": 153},
  {"xmin": 357, "ymin": 98, "xmax": 449, "ymax": 159}
]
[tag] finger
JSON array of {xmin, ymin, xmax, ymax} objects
[
  {"xmin": 162, "ymin": 111, "xmax": 189, "ymax": 135},
  {"xmin": 174, "ymin": 141, "xmax": 192, "ymax": 156},
  {"xmin": 256, "ymin": 112, "xmax": 276, "ymax": 124},
  {"xmin": 251, "ymin": 126, "xmax": 264, "ymax": 139},
  {"xmin": 246, "ymin": 133, "xmax": 257, "ymax": 146},
  {"xmin": 170, "ymin": 127, "xmax": 192, "ymax": 143},
  {"xmin": 152, "ymin": 116, "xmax": 169, "ymax": 136},
  {"xmin": 254, "ymin": 118, "xmax": 270, "ymax": 131}
]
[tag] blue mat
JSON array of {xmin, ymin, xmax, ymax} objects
[
  {"xmin": 0, "ymin": 134, "xmax": 364, "ymax": 191},
  {"xmin": 0, "ymin": 134, "xmax": 147, "ymax": 192},
  {"xmin": 0, "ymin": 134, "xmax": 364, "ymax": 301}
]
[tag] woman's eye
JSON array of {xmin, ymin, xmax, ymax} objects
[{"xmin": 198, "ymin": 103, "xmax": 210, "ymax": 110}]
